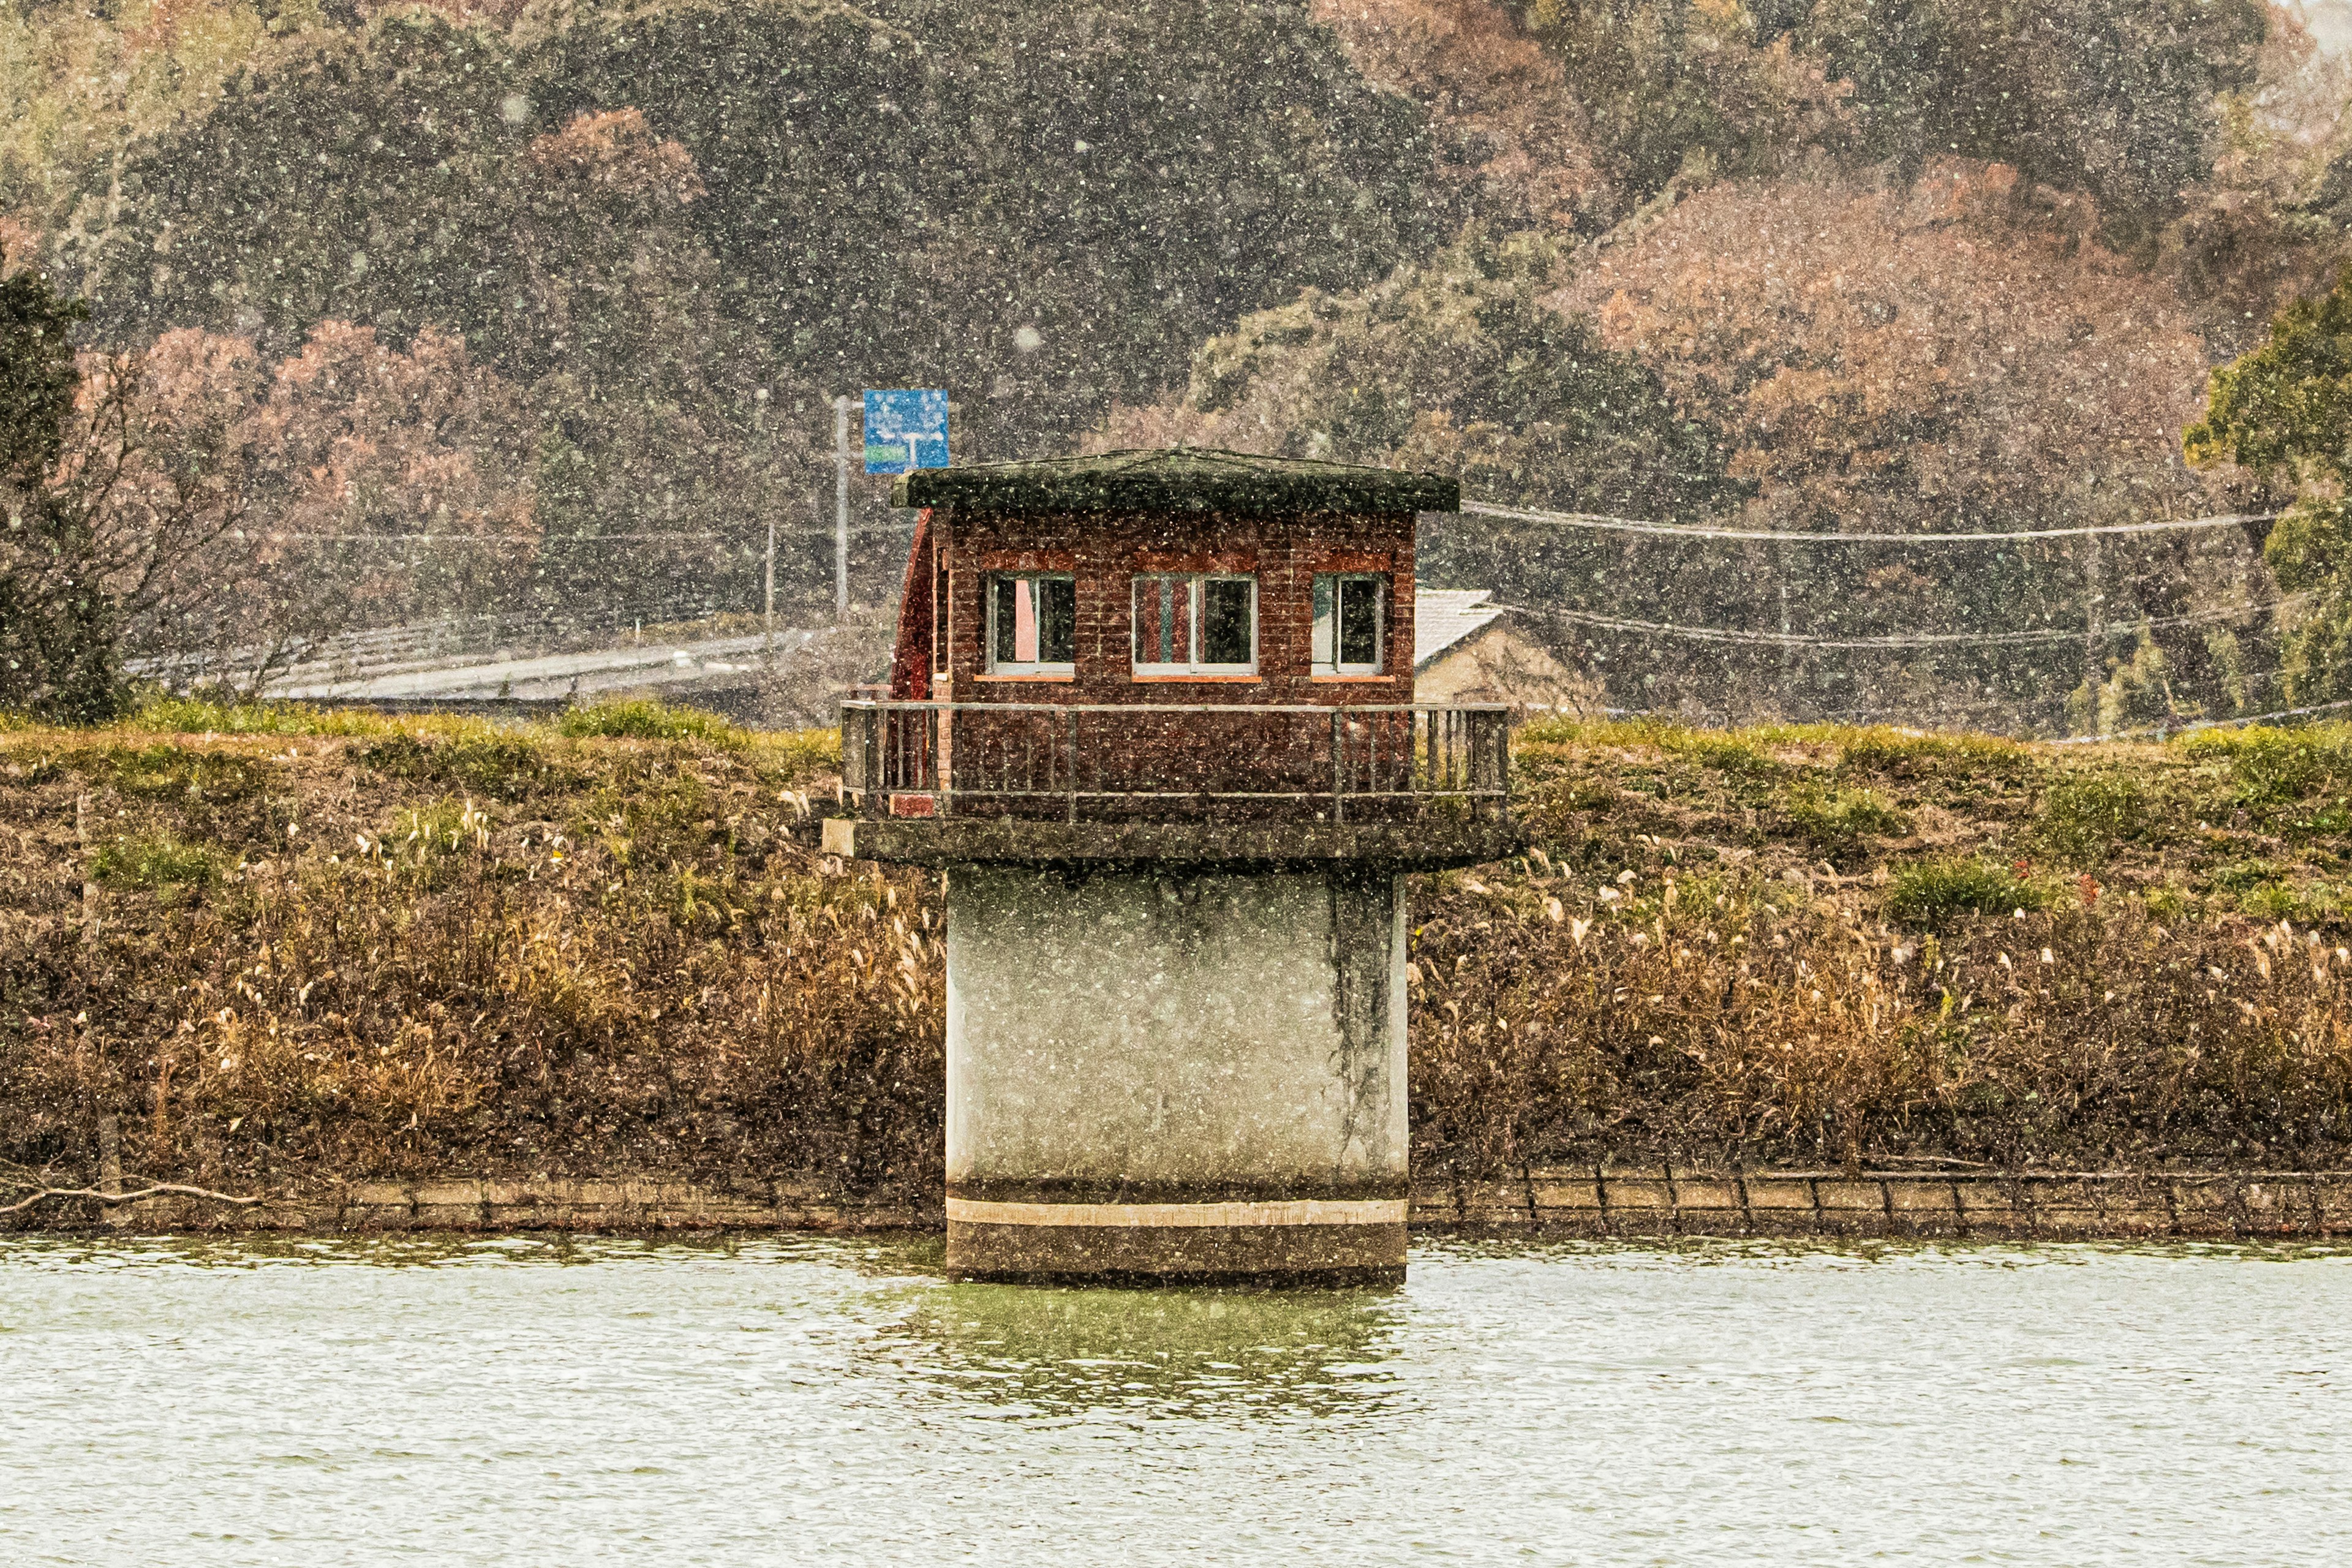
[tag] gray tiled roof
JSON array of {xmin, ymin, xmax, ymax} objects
[{"xmin": 1414, "ymin": 589, "xmax": 1506, "ymax": 669}]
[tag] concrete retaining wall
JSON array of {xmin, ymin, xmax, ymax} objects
[
  {"xmin": 26, "ymin": 1167, "xmax": 2352, "ymax": 1240},
  {"xmin": 48, "ymin": 1177, "xmax": 930, "ymax": 1235},
  {"xmin": 1440, "ymin": 1167, "xmax": 2352, "ymax": 1241}
]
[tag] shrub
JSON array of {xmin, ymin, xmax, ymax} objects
[
  {"xmin": 2180, "ymin": 725, "xmax": 2352, "ymax": 811},
  {"xmin": 1885, "ymin": 857, "xmax": 2052, "ymax": 929},
  {"xmin": 1781, "ymin": 783, "xmax": 1909, "ymax": 853},
  {"xmin": 1838, "ymin": 727, "xmax": 2026, "ymax": 778},
  {"xmin": 105, "ymin": 745, "xmax": 268, "ymax": 804},
  {"xmin": 91, "ymin": 832, "xmax": 225, "ymax": 892},
  {"xmin": 2036, "ymin": 773, "xmax": 2147, "ymax": 865},
  {"xmin": 2236, "ymin": 880, "xmax": 2347, "ymax": 922},
  {"xmin": 357, "ymin": 732, "xmax": 576, "ymax": 801},
  {"xmin": 754, "ymin": 726, "xmax": 843, "ymax": 782},
  {"xmin": 557, "ymin": 699, "xmax": 746, "ymax": 748},
  {"xmin": 2211, "ymin": 859, "xmax": 2283, "ymax": 892},
  {"xmin": 1660, "ymin": 729, "xmax": 1783, "ymax": 775},
  {"xmin": 127, "ymin": 696, "xmax": 388, "ymax": 739}
]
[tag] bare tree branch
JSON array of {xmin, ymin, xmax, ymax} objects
[{"xmin": 0, "ymin": 1180, "xmax": 265, "ymax": 1217}]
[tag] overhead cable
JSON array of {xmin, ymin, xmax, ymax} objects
[
  {"xmin": 1493, "ymin": 595, "xmax": 2303, "ymax": 651},
  {"xmin": 1454, "ymin": 499, "xmax": 2280, "ymax": 544}
]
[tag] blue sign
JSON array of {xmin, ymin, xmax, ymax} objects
[{"xmin": 864, "ymin": 390, "xmax": 949, "ymax": 474}]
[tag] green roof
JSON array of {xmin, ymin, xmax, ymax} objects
[{"xmin": 892, "ymin": 448, "xmax": 1460, "ymax": 514}]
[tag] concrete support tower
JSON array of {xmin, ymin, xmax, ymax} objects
[{"xmin": 827, "ymin": 450, "xmax": 1518, "ymax": 1284}]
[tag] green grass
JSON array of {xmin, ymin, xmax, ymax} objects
[
  {"xmin": 1886, "ymin": 857, "xmax": 2054, "ymax": 929},
  {"xmin": 356, "ymin": 733, "xmax": 579, "ymax": 801},
  {"xmin": 556, "ymin": 699, "xmax": 747, "ymax": 747},
  {"xmin": 2177, "ymin": 723, "xmax": 2352, "ymax": 794},
  {"xmin": 2178, "ymin": 725, "xmax": 2352, "ymax": 835},
  {"xmin": 1665, "ymin": 730, "xmax": 1785, "ymax": 775},
  {"xmin": 1835, "ymin": 726, "xmax": 2027, "ymax": 778},
  {"xmin": 2035, "ymin": 774, "xmax": 2148, "ymax": 865},
  {"xmin": 751, "ymin": 726, "xmax": 842, "ymax": 780},
  {"xmin": 91, "ymin": 832, "xmax": 225, "ymax": 892},
  {"xmin": 105, "ymin": 745, "xmax": 268, "ymax": 804},
  {"xmin": 127, "ymin": 696, "xmax": 396, "ymax": 738},
  {"xmin": 2236, "ymin": 879, "xmax": 2348, "ymax": 922},
  {"xmin": 2210, "ymin": 859, "xmax": 2285, "ymax": 892},
  {"xmin": 1780, "ymin": 783, "xmax": 1909, "ymax": 852}
]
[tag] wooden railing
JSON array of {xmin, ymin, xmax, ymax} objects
[{"xmin": 840, "ymin": 701, "xmax": 1512, "ymax": 823}]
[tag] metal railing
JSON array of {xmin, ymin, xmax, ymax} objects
[{"xmin": 840, "ymin": 701, "xmax": 1512, "ymax": 823}]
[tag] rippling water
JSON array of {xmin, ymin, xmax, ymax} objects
[{"xmin": 3, "ymin": 1234, "xmax": 2345, "ymax": 1564}]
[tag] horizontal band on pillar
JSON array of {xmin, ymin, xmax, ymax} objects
[{"xmin": 945, "ymin": 1196, "xmax": 1408, "ymax": 1229}]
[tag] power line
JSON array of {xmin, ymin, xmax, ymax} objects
[
  {"xmin": 1454, "ymin": 500, "xmax": 2280, "ymax": 544},
  {"xmin": 1493, "ymin": 595, "xmax": 2304, "ymax": 650}
]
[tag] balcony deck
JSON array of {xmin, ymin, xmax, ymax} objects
[{"xmin": 833, "ymin": 699, "xmax": 1523, "ymax": 869}]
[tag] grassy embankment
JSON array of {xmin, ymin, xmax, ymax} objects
[{"xmin": 3, "ymin": 700, "xmax": 2350, "ymax": 1215}]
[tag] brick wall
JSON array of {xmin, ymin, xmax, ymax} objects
[{"xmin": 929, "ymin": 507, "xmax": 1417, "ymax": 707}]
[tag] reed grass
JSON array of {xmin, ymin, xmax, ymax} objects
[{"xmin": 4, "ymin": 709, "xmax": 2349, "ymax": 1206}]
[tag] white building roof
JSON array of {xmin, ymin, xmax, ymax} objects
[{"xmin": 1414, "ymin": 588, "xmax": 1507, "ymax": 669}]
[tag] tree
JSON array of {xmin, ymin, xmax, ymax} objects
[
  {"xmin": 59, "ymin": 1, "xmax": 1430, "ymax": 457},
  {"xmin": 1098, "ymin": 227, "xmax": 1749, "ymax": 704},
  {"xmin": 233, "ymin": 321, "xmax": 536, "ymax": 672},
  {"xmin": 1509, "ymin": 0, "xmax": 1847, "ymax": 206},
  {"xmin": 502, "ymin": 108, "xmax": 810, "ymax": 622},
  {"xmin": 1565, "ymin": 162, "xmax": 2256, "ymax": 724},
  {"xmin": 1795, "ymin": 0, "xmax": 2266, "ymax": 240},
  {"xmin": 1, "ymin": 242, "xmax": 110, "ymax": 718},
  {"xmin": 1104, "ymin": 227, "xmax": 1733, "ymax": 514},
  {"xmin": 1308, "ymin": 0, "xmax": 1610, "ymax": 233},
  {"xmin": 2185, "ymin": 268, "xmax": 2352, "ymax": 705},
  {"xmin": 2, "ymin": 249, "xmax": 247, "ymax": 718},
  {"xmin": 1574, "ymin": 164, "xmax": 2212, "ymax": 537}
]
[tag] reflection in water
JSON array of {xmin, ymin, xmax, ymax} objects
[{"xmin": 874, "ymin": 1279, "xmax": 1404, "ymax": 1420}]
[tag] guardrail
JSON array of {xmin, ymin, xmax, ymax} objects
[{"xmin": 840, "ymin": 701, "xmax": 1512, "ymax": 823}]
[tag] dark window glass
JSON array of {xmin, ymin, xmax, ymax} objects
[
  {"xmin": 1339, "ymin": 579, "xmax": 1380, "ymax": 666},
  {"xmin": 990, "ymin": 575, "xmax": 1018, "ymax": 666},
  {"xmin": 1038, "ymin": 576, "xmax": 1076, "ymax": 665},
  {"xmin": 989, "ymin": 574, "xmax": 1075, "ymax": 669},
  {"xmin": 1202, "ymin": 578, "xmax": 1254, "ymax": 666}
]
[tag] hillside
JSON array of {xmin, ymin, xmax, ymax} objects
[
  {"xmin": 10, "ymin": 0, "xmax": 2352, "ymax": 727},
  {"xmin": 4, "ymin": 704, "xmax": 2346, "ymax": 1217}
]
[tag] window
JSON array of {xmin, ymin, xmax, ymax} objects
[
  {"xmin": 986, "ymin": 573, "xmax": 1076, "ymax": 674},
  {"xmin": 1133, "ymin": 574, "xmax": 1256, "ymax": 674},
  {"xmin": 1313, "ymin": 574, "xmax": 1385, "ymax": 676}
]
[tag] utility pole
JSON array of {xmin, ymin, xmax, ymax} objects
[
  {"xmin": 756, "ymin": 388, "xmax": 775, "ymax": 663},
  {"xmin": 1777, "ymin": 541, "xmax": 1795, "ymax": 721},
  {"xmin": 834, "ymin": 393, "xmax": 852, "ymax": 619},
  {"xmin": 2081, "ymin": 533, "xmax": 2105, "ymax": 732}
]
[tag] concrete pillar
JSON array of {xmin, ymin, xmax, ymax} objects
[{"xmin": 943, "ymin": 864, "xmax": 1409, "ymax": 1284}]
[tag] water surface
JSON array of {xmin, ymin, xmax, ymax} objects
[{"xmin": 4, "ymin": 1234, "xmax": 2344, "ymax": 1564}]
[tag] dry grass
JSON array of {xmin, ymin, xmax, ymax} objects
[
  {"xmin": 4, "ymin": 706, "xmax": 2350, "ymax": 1213},
  {"xmin": 1410, "ymin": 864, "xmax": 2350, "ymax": 1180},
  {"xmin": 1, "ymin": 706, "xmax": 913, "ymax": 1204}
]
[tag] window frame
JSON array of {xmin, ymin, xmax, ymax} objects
[
  {"xmin": 1312, "ymin": 572, "xmax": 1387, "ymax": 677},
  {"xmin": 930, "ymin": 542, "xmax": 950, "ymax": 678},
  {"xmin": 1130, "ymin": 571, "xmax": 1259, "ymax": 677},
  {"xmin": 984, "ymin": 571, "xmax": 1077, "ymax": 676}
]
